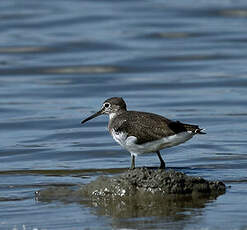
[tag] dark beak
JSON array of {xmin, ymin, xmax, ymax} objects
[{"xmin": 81, "ymin": 110, "xmax": 103, "ymax": 124}]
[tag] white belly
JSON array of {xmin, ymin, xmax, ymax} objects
[{"xmin": 111, "ymin": 129, "xmax": 194, "ymax": 156}]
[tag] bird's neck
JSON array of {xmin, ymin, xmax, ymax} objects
[
  {"xmin": 109, "ymin": 112, "xmax": 117, "ymax": 121},
  {"xmin": 108, "ymin": 109, "xmax": 126, "ymax": 130}
]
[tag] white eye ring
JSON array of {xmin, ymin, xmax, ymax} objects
[{"xmin": 104, "ymin": 103, "xmax": 110, "ymax": 108}]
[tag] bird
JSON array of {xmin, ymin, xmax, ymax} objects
[{"xmin": 81, "ymin": 97, "xmax": 205, "ymax": 169}]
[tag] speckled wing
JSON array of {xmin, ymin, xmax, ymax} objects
[{"xmin": 111, "ymin": 111, "xmax": 199, "ymax": 145}]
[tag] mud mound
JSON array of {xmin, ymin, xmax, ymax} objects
[
  {"xmin": 36, "ymin": 168, "xmax": 226, "ymax": 218},
  {"xmin": 81, "ymin": 168, "xmax": 225, "ymax": 199}
]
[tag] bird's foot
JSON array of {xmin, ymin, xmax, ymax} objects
[
  {"xmin": 129, "ymin": 162, "xmax": 136, "ymax": 170},
  {"xmin": 159, "ymin": 162, "xmax": 166, "ymax": 170},
  {"xmin": 130, "ymin": 155, "xmax": 135, "ymax": 170}
]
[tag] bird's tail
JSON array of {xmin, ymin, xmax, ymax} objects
[
  {"xmin": 183, "ymin": 123, "xmax": 206, "ymax": 134},
  {"xmin": 194, "ymin": 128, "xmax": 206, "ymax": 134},
  {"xmin": 169, "ymin": 121, "xmax": 206, "ymax": 135}
]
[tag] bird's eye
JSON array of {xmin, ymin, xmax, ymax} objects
[{"xmin": 104, "ymin": 103, "xmax": 110, "ymax": 108}]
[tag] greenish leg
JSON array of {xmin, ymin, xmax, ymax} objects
[
  {"xmin": 130, "ymin": 155, "xmax": 135, "ymax": 170},
  {"xmin": 156, "ymin": 151, "xmax": 165, "ymax": 169}
]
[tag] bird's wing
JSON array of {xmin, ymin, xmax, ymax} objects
[{"xmin": 113, "ymin": 111, "xmax": 178, "ymax": 144}]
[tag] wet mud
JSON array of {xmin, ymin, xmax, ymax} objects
[
  {"xmin": 81, "ymin": 168, "xmax": 226, "ymax": 197},
  {"xmin": 36, "ymin": 168, "xmax": 226, "ymax": 218}
]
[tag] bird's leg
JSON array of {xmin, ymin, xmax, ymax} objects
[
  {"xmin": 156, "ymin": 151, "xmax": 165, "ymax": 169},
  {"xmin": 130, "ymin": 154, "xmax": 135, "ymax": 170}
]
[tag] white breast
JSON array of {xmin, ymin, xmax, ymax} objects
[{"xmin": 111, "ymin": 129, "xmax": 128, "ymax": 147}]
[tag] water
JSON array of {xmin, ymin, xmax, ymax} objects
[{"xmin": 1, "ymin": 0, "xmax": 247, "ymax": 229}]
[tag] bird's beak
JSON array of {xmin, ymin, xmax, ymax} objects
[{"xmin": 81, "ymin": 110, "xmax": 103, "ymax": 124}]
